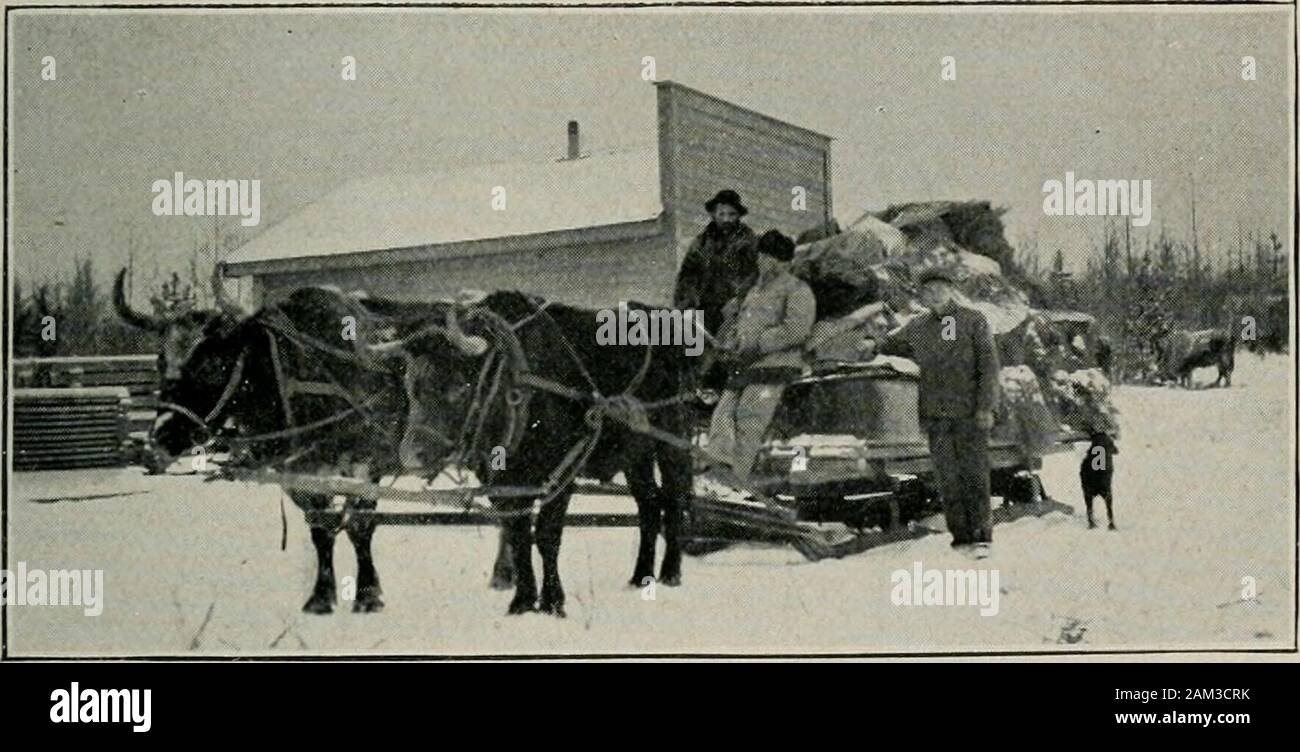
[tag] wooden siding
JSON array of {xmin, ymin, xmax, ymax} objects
[
  {"xmin": 254, "ymin": 230, "xmax": 676, "ymax": 310},
  {"xmin": 231, "ymin": 83, "xmax": 832, "ymax": 310},
  {"xmin": 656, "ymin": 82, "xmax": 832, "ymax": 263}
]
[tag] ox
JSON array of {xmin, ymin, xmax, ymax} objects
[
  {"xmin": 1158, "ymin": 327, "xmax": 1237, "ymax": 388},
  {"xmin": 394, "ymin": 290, "xmax": 695, "ymax": 617},
  {"xmin": 146, "ymin": 287, "xmax": 424, "ymax": 613},
  {"xmin": 113, "ymin": 268, "xmax": 243, "ymax": 472},
  {"xmin": 147, "ymin": 287, "xmax": 694, "ymax": 618}
]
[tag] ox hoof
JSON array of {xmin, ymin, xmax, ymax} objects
[
  {"xmin": 302, "ymin": 595, "xmax": 335, "ymax": 615},
  {"xmin": 490, "ymin": 574, "xmax": 515, "ymax": 591},
  {"xmin": 628, "ymin": 574, "xmax": 654, "ymax": 589},
  {"xmin": 352, "ymin": 589, "xmax": 385, "ymax": 614},
  {"xmin": 1108, "ymin": 523, "xmax": 1118, "ymax": 531},
  {"xmin": 658, "ymin": 572, "xmax": 682, "ymax": 588},
  {"xmin": 507, "ymin": 596, "xmax": 538, "ymax": 615},
  {"xmin": 539, "ymin": 602, "xmax": 567, "ymax": 619}
]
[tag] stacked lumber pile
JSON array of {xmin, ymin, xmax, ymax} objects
[
  {"xmin": 13, "ymin": 387, "xmax": 131, "ymax": 470},
  {"xmin": 13, "ymin": 355, "xmax": 157, "ymax": 433}
]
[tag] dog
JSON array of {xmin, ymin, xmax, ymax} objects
[{"xmin": 1079, "ymin": 431, "xmax": 1118, "ymax": 530}]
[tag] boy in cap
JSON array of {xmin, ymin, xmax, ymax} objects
[
  {"xmin": 707, "ymin": 229, "xmax": 815, "ymax": 479},
  {"xmin": 866, "ymin": 266, "xmax": 1001, "ymax": 558}
]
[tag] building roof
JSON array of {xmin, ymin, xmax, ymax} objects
[{"xmin": 226, "ymin": 146, "xmax": 662, "ymax": 269}]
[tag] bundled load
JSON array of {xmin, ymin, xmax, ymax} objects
[
  {"xmin": 792, "ymin": 201, "xmax": 1119, "ymax": 454},
  {"xmin": 1047, "ymin": 368, "xmax": 1121, "ymax": 438},
  {"xmin": 994, "ymin": 365, "xmax": 1062, "ymax": 460},
  {"xmin": 792, "ymin": 215, "xmax": 898, "ymax": 319},
  {"xmin": 794, "ymin": 202, "xmax": 1031, "ymax": 333},
  {"xmin": 795, "ymin": 201, "xmax": 1032, "ymax": 363},
  {"xmin": 998, "ymin": 310, "xmax": 1112, "ymax": 379}
]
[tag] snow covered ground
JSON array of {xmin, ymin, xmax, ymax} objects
[{"xmin": 6, "ymin": 354, "xmax": 1294, "ymax": 656}]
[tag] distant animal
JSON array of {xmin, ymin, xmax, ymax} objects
[
  {"xmin": 1079, "ymin": 432, "xmax": 1118, "ymax": 530},
  {"xmin": 1158, "ymin": 327, "xmax": 1236, "ymax": 388},
  {"xmin": 1094, "ymin": 337, "xmax": 1114, "ymax": 379}
]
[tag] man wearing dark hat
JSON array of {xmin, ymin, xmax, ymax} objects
[
  {"xmin": 707, "ymin": 230, "xmax": 815, "ymax": 479},
  {"xmin": 673, "ymin": 189, "xmax": 759, "ymax": 337},
  {"xmin": 867, "ymin": 267, "xmax": 1001, "ymax": 559}
]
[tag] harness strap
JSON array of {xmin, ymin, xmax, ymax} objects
[
  {"xmin": 156, "ymin": 400, "xmax": 213, "ymax": 433},
  {"xmin": 265, "ymin": 329, "xmax": 296, "ymax": 431},
  {"xmin": 260, "ymin": 310, "xmax": 390, "ymax": 373},
  {"xmin": 205, "ymin": 350, "xmax": 247, "ymax": 424},
  {"xmin": 533, "ymin": 306, "xmax": 600, "ymax": 392},
  {"xmin": 507, "ymin": 297, "xmax": 552, "ymax": 332},
  {"xmin": 515, "ymin": 372, "xmax": 588, "ymax": 402},
  {"xmin": 444, "ymin": 307, "xmax": 535, "ymax": 475},
  {"xmin": 226, "ymin": 395, "xmax": 385, "ymax": 445},
  {"xmin": 155, "ymin": 349, "xmax": 247, "ymax": 435},
  {"xmin": 262, "ymin": 313, "xmax": 400, "ymax": 445},
  {"xmin": 286, "ymin": 379, "xmax": 352, "ymax": 399}
]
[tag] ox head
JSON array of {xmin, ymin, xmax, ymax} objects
[
  {"xmin": 373, "ymin": 305, "xmax": 492, "ymax": 473},
  {"xmin": 146, "ymin": 311, "xmax": 250, "ymax": 467},
  {"xmin": 114, "ymin": 268, "xmax": 248, "ymax": 390}
]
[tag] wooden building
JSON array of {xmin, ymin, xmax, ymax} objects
[{"xmin": 225, "ymin": 82, "xmax": 833, "ymax": 309}]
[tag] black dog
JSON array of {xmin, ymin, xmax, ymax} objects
[{"xmin": 1079, "ymin": 432, "xmax": 1118, "ymax": 530}]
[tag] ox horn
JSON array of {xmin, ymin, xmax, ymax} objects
[
  {"xmin": 113, "ymin": 268, "xmax": 169, "ymax": 332},
  {"xmin": 364, "ymin": 339, "xmax": 407, "ymax": 357},
  {"xmin": 445, "ymin": 307, "xmax": 489, "ymax": 357}
]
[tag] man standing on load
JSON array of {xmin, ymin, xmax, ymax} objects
[
  {"xmin": 672, "ymin": 189, "xmax": 759, "ymax": 337},
  {"xmin": 865, "ymin": 267, "xmax": 1001, "ymax": 559}
]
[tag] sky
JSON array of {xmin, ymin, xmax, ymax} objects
[{"xmin": 7, "ymin": 6, "xmax": 1294, "ymax": 294}]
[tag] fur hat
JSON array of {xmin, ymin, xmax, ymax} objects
[
  {"xmin": 757, "ymin": 230, "xmax": 796, "ymax": 262},
  {"xmin": 704, "ymin": 189, "xmax": 748, "ymax": 216}
]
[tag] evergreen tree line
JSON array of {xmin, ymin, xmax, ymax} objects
[
  {"xmin": 1013, "ymin": 222, "xmax": 1289, "ymax": 382},
  {"xmin": 13, "ymin": 257, "xmax": 156, "ymax": 358},
  {"xmin": 13, "ymin": 223, "xmax": 241, "ymax": 359}
]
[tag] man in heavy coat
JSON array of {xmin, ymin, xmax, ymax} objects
[
  {"xmin": 868, "ymin": 267, "xmax": 1001, "ymax": 559},
  {"xmin": 707, "ymin": 230, "xmax": 816, "ymax": 480},
  {"xmin": 672, "ymin": 188, "xmax": 759, "ymax": 337}
]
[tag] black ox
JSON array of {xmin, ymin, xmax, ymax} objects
[
  {"xmin": 141, "ymin": 286, "xmax": 694, "ymax": 618},
  {"xmin": 113, "ymin": 269, "xmax": 242, "ymax": 472}
]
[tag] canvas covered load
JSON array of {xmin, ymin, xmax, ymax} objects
[{"xmin": 791, "ymin": 201, "xmax": 1119, "ymax": 452}]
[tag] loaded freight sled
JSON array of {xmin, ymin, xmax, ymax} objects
[{"xmin": 729, "ymin": 360, "xmax": 1086, "ymax": 535}]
